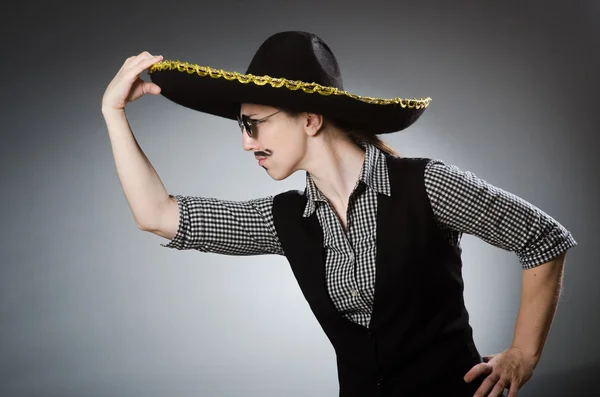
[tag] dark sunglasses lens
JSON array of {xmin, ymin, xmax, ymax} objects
[
  {"xmin": 244, "ymin": 117, "xmax": 255, "ymax": 138},
  {"xmin": 237, "ymin": 117, "xmax": 249, "ymax": 137}
]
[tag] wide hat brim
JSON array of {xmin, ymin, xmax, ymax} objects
[{"xmin": 148, "ymin": 60, "xmax": 431, "ymax": 135}]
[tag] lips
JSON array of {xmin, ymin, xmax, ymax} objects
[{"xmin": 255, "ymin": 152, "xmax": 269, "ymax": 166}]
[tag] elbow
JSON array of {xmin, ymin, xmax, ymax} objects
[
  {"xmin": 135, "ymin": 197, "xmax": 173, "ymax": 232},
  {"xmin": 136, "ymin": 219, "xmax": 156, "ymax": 232}
]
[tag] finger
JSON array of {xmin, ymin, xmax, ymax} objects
[
  {"xmin": 464, "ymin": 363, "xmax": 492, "ymax": 382},
  {"xmin": 123, "ymin": 52, "xmax": 158, "ymax": 71},
  {"xmin": 121, "ymin": 55, "xmax": 162, "ymax": 86},
  {"xmin": 123, "ymin": 55, "xmax": 136, "ymax": 66},
  {"xmin": 473, "ymin": 374, "xmax": 497, "ymax": 397},
  {"xmin": 507, "ymin": 383, "xmax": 519, "ymax": 397},
  {"xmin": 488, "ymin": 381, "xmax": 507, "ymax": 397},
  {"xmin": 132, "ymin": 54, "xmax": 163, "ymax": 73},
  {"xmin": 147, "ymin": 54, "xmax": 163, "ymax": 65},
  {"xmin": 123, "ymin": 52, "xmax": 151, "ymax": 67}
]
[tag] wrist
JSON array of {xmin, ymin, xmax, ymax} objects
[
  {"xmin": 101, "ymin": 106, "xmax": 125, "ymax": 116},
  {"xmin": 509, "ymin": 345, "xmax": 541, "ymax": 368}
]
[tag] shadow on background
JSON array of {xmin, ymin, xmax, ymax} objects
[{"xmin": 519, "ymin": 361, "xmax": 599, "ymax": 396}]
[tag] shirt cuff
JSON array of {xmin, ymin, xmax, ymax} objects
[
  {"xmin": 516, "ymin": 230, "xmax": 578, "ymax": 270},
  {"xmin": 160, "ymin": 194, "xmax": 189, "ymax": 250}
]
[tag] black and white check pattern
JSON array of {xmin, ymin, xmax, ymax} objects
[{"xmin": 162, "ymin": 143, "xmax": 577, "ymax": 327}]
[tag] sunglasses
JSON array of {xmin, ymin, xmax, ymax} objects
[{"xmin": 237, "ymin": 110, "xmax": 282, "ymax": 138}]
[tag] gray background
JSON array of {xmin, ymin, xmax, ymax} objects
[{"xmin": 1, "ymin": 1, "xmax": 598, "ymax": 396}]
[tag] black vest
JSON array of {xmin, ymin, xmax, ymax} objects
[{"xmin": 272, "ymin": 156, "xmax": 485, "ymax": 396}]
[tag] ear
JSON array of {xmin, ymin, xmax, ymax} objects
[{"xmin": 304, "ymin": 113, "xmax": 324, "ymax": 137}]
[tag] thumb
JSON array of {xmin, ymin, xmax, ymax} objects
[{"xmin": 143, "ymin": 81, "xmax": 161, "ymax": 95}]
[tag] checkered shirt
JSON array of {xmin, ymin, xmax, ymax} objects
[{"xmin": 161, "ymin": 143, "xmax": 577, "ymax": 327}]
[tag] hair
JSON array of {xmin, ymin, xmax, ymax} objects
[{"xmin": 281, "ymin": 108, "xmax": 399, "ymax": 157}]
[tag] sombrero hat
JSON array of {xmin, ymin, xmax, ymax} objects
[{"xmin": 148, "ymin": 31, "xmax": 431, "ymax": 135}]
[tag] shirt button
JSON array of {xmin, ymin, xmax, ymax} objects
[{"xmin": 351, "ymin": 289, "xmax": 359, "ymax": 297}]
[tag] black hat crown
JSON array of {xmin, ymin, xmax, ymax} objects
[{"xmin": 245, "ymin": 31, "xmax": 344, "ymax": 91}]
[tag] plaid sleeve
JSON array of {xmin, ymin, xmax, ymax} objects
[
  {"xmin": 160, "ymin": 194, "xmax": 284, "ymax": 256},
  {"xmin": 423, "ymin": 159, "xmax": 577, "ymax": 269}
]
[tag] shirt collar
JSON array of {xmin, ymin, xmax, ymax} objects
[{"xmin": 302, "ymin": 142, "xmax": 391, "ymax": 218}]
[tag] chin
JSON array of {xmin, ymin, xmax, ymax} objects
[{"xmin": 264, "ymin": 166, "xmax": 293, "ymax": 181}]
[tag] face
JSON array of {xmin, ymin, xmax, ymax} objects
[{"xmin": 239, "ymin": 103, "xmax": 314, "ymax": 180}]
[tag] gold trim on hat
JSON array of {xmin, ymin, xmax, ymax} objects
[{"xmin": 148, "ymin": 60, "xmax": 432, "ymax": 109}]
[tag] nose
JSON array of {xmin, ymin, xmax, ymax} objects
[{"xmin": 241, "ymin": 130, "xmax": 258, "ymax": 152}]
